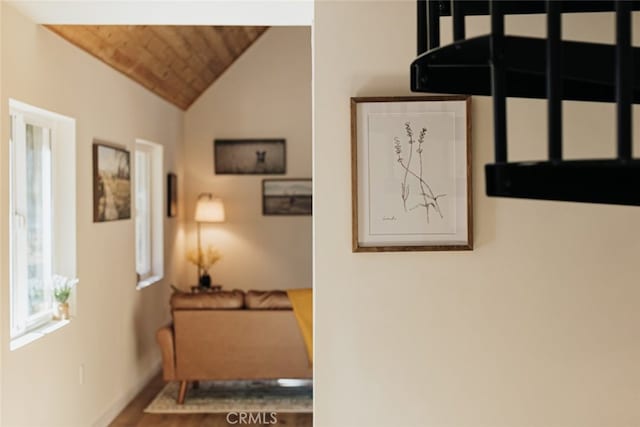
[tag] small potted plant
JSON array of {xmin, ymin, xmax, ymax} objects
[
  {"xmin": 52, "ymin": 275, "xmax": 79, "ymax": 320},
  {"xmin": 187, "ymin": 245, "xmax": 222, "ymax": 288}
]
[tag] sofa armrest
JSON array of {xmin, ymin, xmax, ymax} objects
[{"xmin": 156, "ymin": 325, "xmax": 176, "ymax": 381}]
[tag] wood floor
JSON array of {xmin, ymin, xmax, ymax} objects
[{"xmin": 109, "ymin": 373, "xmax": 313, "ymax": 427}]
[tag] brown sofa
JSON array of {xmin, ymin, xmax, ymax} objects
[{"xmin": 156, "ymin": 290, "xmax": 312, "ymax": 403}]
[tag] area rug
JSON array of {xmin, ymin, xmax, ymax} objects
[{"xmin": 144, "ymin": 380, "xmax": 313, "ymax": 414}]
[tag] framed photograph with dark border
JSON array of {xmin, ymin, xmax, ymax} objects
[
  {"xmin": 214, "ymin": 139, "xmax": 286, "ymax": 174},
  {"xmin": 93, "ymin": 141, "xmax": 131, "ymax": 222},
  {"xmin": 263, "ymin": 179, "xmax": 312, "ymax": 215},
  {"xmin": 167, "ymin": 173, "xmax": 178, "ymax": 217},
  {"xmin": 351, "ymin": 95, "xmax": 472, "ymax": 252}
]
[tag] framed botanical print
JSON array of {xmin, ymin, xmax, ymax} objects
[{"xmin": 351, "ymin": 95, "xmax": 472, "ymax": 252}]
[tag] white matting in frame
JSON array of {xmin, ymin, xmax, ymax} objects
[{"xmin": 351, "ymin": 96, "xmax": 472, "ymax": 252}]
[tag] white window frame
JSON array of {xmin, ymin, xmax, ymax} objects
[
  {"xmin": 9, "ymin": 99, "xmax": 77, "ymax": 344},
  {"xmin": 135, "ymin": 139, "xmax": 164, "ymax": 289},
  {"xmin": 135, "ymin": 147, "xmax": 152, "ymax": 279},
  {"xmin": 10, "ymin": 111, "xmax": 55, "ymax": 333}
]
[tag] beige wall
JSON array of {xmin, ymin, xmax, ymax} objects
[
  {"xmin": 0, "ymin": 5, "xmax": 184, "ymax": 426},
  {"xmin": 0, "ymin": 0, "xmax": 4, "ymax": 413},
  {"xmin": 314, "ymin": 2, "xmax": 640, "ymax": 427},
  {"xmin": 183, "ymin": 27, "xmax": 312, "ymax": 291}
]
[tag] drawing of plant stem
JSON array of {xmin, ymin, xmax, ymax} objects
[{"xmin": 393, "ymin": 122, "xmax": 446, "ymax": 223}]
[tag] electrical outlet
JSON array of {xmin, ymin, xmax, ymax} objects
[{"xmin": 79, "ymin": 364, "xmax": 85, "ymax": 385}]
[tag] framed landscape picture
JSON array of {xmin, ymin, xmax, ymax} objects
[
  {"xmin": 214, "ymin": 139, "xmax": 286, "ymax": 174},
  {"xmin": 167, "ymin": 173, "xmax": 178, "ymax": 217},
  {"xmin": 263, "ymin": 179, "xmax": 312, "ymax": 215},
  {"xmin": 93, "ymin": 141, "xmax": 131, "ymax": 222},
  {"xmin": 351, "ymin": 96, "xmax": 472, "ymax": 252}
]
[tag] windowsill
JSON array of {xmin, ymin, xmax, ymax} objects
[
  {"xmin": 10, "ymin": 319, "xmax": 71, "ymax": 351},
  {"xmin": 136, "ymin": 275, "xmax": 163, "ymax": 290}
]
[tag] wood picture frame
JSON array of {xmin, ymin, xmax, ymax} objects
[
  {"xmin": 214, "ymin": 139, "xmax": 286, "ymax": 175},
  {"xmin": 167, "ymin": 173, "xmax": 177, "ymax": 218},
  {"xmin": 93, "ymin": 140, "xmax": 131, "ymax": 222},
  {"xmin": 351, "ymin": 95, "xmax": 472, "ymax": 252},
  {"xmin": 262, "ymin": 178, "xmax": 312, "ymax": 215}
]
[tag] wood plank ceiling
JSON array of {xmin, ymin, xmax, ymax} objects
[{"xmin": 46, "ymin": 25, "xmax": 268, "ymax": 110}]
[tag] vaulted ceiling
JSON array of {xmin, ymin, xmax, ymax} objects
[{"xmin": 46, "ymin": 25, "xmax": 268, "ymax": 110}]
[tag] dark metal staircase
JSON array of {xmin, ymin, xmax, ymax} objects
[{"xmin": 411, "ymin": 0, "xmax": 640, "ymax": 205}]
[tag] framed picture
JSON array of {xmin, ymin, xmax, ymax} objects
[
  {"xmin": 263, "ymin": 179, "xmax": 312, "ymax": 215},
  {"xmin": 214, "ymin": 139, "xmax": 286, "ymax": 174},
  {"xmin": 351, "ymin": 96, "xmax": 472, "ymax": 252},
  {"xmin": 167, "ymin": 173, "xmax": 178, "ymax": 217},
  {"xmin": 93, "ymin": 141, "xmax": 131, "ymax": 222}
]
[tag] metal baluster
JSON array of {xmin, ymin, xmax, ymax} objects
[
  {"xmin": 615, "ymin": 0, "xmax": 633, "ymax": 161},
  {"xmin": 427, "ymin": 0, "xmax": 440, "ymax": 50},
  {"xmin": 452, "ymin": 0, "xmax": 466, "ymax": 41},
  {"xmin": 490, "ymin": 0, "xmax": 507, "ymax": 163},
  {"xmin": 547, "ymin": 0, "xmax": 562, "ymax": 162}
]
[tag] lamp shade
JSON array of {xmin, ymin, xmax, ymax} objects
[{"xmin": 195, "ymin": 194, "xmax": 225, "ymax": 223}]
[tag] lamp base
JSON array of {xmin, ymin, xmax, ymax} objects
[{"xmin": 198, "ymin": 274, "xmax": 212, "ymax": 288}]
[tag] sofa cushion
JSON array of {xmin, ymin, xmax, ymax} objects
[
  {"xmin": 171, "ymin": 290, "xmax": 244, "ymax": 310},
  {"xmin": 245, "ymin": 290, "xmax": 292, "ymax": 310}
]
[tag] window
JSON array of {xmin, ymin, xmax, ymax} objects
[
  {"xmin": 11, "ymin": 117, "xmax": 53, "ymax": 332},
  {"xmin": 135, "ymin": 139, "xmax": 164, "ymax": 288},
  {"xmin": 136, "ymin": 148, "xmax": 152, "ymax": 278},
  {"xmin": 9, "ymin": 100, "xmax": 76, "ymax": 341}
]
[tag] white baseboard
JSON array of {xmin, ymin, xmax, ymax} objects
[{"xmin": 92, "ymin": 359, "xmax": 162, "ymax": 427}]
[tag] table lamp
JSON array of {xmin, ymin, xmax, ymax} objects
[{"xmin": 194, "ymin": 193, "xmax": 225, "ymax": 286}]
